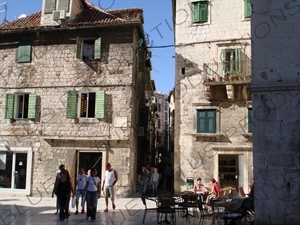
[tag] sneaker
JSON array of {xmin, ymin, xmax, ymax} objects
[
  {"xmin": 86, "ymin": 216, "xmax": 89, "ymax": 220},
  {"xmin": 104, "ymin": 208, "xmax": 108, "ymax": 212},
  {"xmin": 75, "ymin": 211, "xmax": 78, "ymax": 215},
  {"xmin": 91, "ymin": 219, "xmax": 95, "ymax": 222},
  {"xmin": 112, "ymin": 204, "xmax": 116, "ymax": 210}
]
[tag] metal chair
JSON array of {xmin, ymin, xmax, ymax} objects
[
  {"xmin": 156, "ymin": 197, "xmax": 176, "ymax": 224},
  {"xmin": 198, "ymin": 200, "xmax": 218, "ymax": 225},
  {"xmin": 141, "ymin": 196, "xmax": 157, "ymax": 224}
]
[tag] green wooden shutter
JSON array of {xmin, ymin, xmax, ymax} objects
[
  {"xmin": 66, "ymin": 90, "xmax": 77, "ymax": 118},
  {"xmin": 244, "ymin": 0, "xmax": 251, "ymax": 18},
  {"xmin": 192, "ymin": 2, "xmax": 200, "ymax": 23},
  {"xmin": 197, "ymin": 111, "xmax": 206, "ymax": 133},
  {"xmin": 57, "ymin": 0, "xmax": 70, "ymax": 11},
  {"xmin": 17, "ymin": 42, "xmax": 31, "ymax": 63},
  {"xmin": 5, "ymin": 94, "xmax": 15, "ymax": 119},
  {"xmin": 207, "ymin": 110, "xmax": 216, "ymax": 133},
  {"xmin": 235, "ymin": 48, "xmax": 241, "ymax": 71},
  {"xmin": 96, "ymin": 91, "xmax": 105, "ymax": 119},
  {"xmin": 76, "ymin": 37, "xmax": 83, "ymax": 60},
  {"xmin": 222, "ymin": 49, "xmax": 226, "ymax": 76},
  {"xmin": 248, "ymin": 108, "xmax": 252, "ymax": 133},
  {"xmin": 94, "ymin": 38, "xmax": 102, "ymax": 59},
  {"xmin": 199, "ymin": 1, "xmax": 208, "ymax": 22},
  {"xmin": 44, "ymin": 0, "xmax": 56, "ymax": 13},
  {"xmin": 27, "ymin": 93, "xmax": 37, "ymax": 119}
]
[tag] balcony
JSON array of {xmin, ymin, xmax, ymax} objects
[
  {"xmin": 202, "ymin": 60, "xmax": 251, "ymax": 101},
  {"xmin": 203, "ymin": 60, "xmax": 251, "ymax": 84}
]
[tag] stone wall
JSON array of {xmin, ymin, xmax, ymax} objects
[
  {"xmin": 0, "ymin": 26, "xmax": 142, "ymax": 197},
  {"xmin": 173, "ymin": 0, "xmax": 253, "ymax": 192}
]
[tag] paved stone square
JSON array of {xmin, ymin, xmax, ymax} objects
[{"xmin": 0, "ymin": 196, "xmax": 221, "ymax": 225}]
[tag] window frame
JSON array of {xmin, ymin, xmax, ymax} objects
[
  {"xmin": 79, "ymin": 92, "xmax": 96, "ymax": 118},
  {"xmin": 17, "ymin": 41, "xmax": 32, "ymax": 63},
  {"xmin": 196, "ymin": 109, "xmax": 216, "ymax": 133},
  {"xmin": 244, "ymin": 0, "xmax": 252, "ymax": 18},
  {"xmin": 222, "ymin": 48, "xmax": 241, "ymax": 77},
  {"xmin": 66, "ymin": 90, "xmax": 105, "ymax": 119},
  {"xmin": 44, "ymin": 0, "xmax": 70, "ymax": 14},
  {"xmin": 191, "ymin": 1, "xmax": 209, "ymax": 23},
  {"xmin": 76, "ymin": 37, "xmax": 102, "ymax": 60},
  {"xmin": 5, "ymin": 93, "xmax": 36, "ymax": 120}
]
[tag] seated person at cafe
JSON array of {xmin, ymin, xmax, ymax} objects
[
  {"xmin": 194, "ymin": 178, "xmax": 207, "ymax": 194},
  {"xmin": 206, "ymin": 178, "xmax": 221, "ymax": 206}
]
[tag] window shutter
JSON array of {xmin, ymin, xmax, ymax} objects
[
  {"xmin": 199, "ymin": 1, "xmax": 208, "ymax": 22},
  {"xmin": 96, "ymin": 91, "xmax": 105, "ymax": 119},
  {"xmin": 197, "ymin": 111, "xmax": 206, "ymax": 133},
  {"xmin": 76, "ymin": 37, "xmax": 83, "ymax": 60},
  {"xmin": 244, "ymin": 0, "xmax": 251, "ymax": 18},
  {"xmin": 44, "ymin": 0, "xmax": 56, "ymax": 14},
  {"xmin": 248, "ymin": 108, "xmax": 252, "ymax": 133},
  {"xmin": 28, "ymin": 93, "xmax": 37, "ymax": 119},
  {"xmin": 207, "ymin": 110, "xmax": 216, "ymax": 133},
  {"xmin": 192, "ymin": 2, "xmax": 200, "ymax": 23},
  {"xmin": 94, "ymin": 37, "xmax": 102, "ymax": 59},
  {"xmin": 5, "ymin": 94, "xmax": 15, "ymax": 119},
  {"xmin": 66, "ymin": 90, "xmax": 77, "ymax": 118},
  {"xmin": 57, "ymin": 0, "xmax": 70, "ymax": 12},
  {"xmin": 235, "ymin": 48, "xmax": 241, "ymax": 71},
  {"xmin": 221, "ymin": 49, "xmax": 226, "ymax": 76},
  {"xmin": 17, "ymin": 42, "xmax": 31, "ymax": 63}
]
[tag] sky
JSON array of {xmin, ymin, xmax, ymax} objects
[{"xmin": 0, "ymin": 0, "xmax": 175, "ymax": 95}]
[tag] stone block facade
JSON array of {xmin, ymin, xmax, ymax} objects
[
  {"xmin": 172, "ymin": 0, "xmax": 253, "ymax": 192},
  {"xmin": 0, "ymin": 3, "xmax": 152, "ymax": 197}
]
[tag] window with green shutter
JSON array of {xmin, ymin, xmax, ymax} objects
[
  {"xmin": 96, "ymin": 91, "xmax": 105, "ymax": 119},
  {"xmin": 222, "ymin": 48, "xmax": 241, "ymax": 77},
  {"xmin": 197, "ymin": 109, "xmax": 216, "ymax": 133},
  {"xmin": 192, "ymin": 1, "xmax": 208, "ymax": 23},
  {"xmin": 5, "ymin": 93, "xmax": 36, "ymax": 119},
  {"xmin": 76, "ymin": 37, "xmax": 102, "ymax": 60},
  {"xmin": 5, "ymin": 94, "xmax": 15, "ymax": 119},
  {"xmin": 244, "ymin": 0, "xmax": 251, "ymax": 18},
  {"xmin": 66, "ymin": 90, "xmax": 77, "ymax": 119},
  {"xmin": 17, "ymin": 42, "xmax": 32, "ymax": 63},
  {"xmin": 248, "ymin": 108, "xmax": 252, "ymax": 133},
  {"xmin": 44, "ymin": 0, "xmax": 56, "ymax": 14}
]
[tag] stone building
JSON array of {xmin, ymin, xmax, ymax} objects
[
  {"xmin": 0, "ymin": 0, "xmax": 153, "ymax": 197},
  {"xmin": 153, "ymin": 92, "xmax": 170, "ymax": 164},
  {"xmin": 172, "ymin": 0, "xmax": 253, "ymax": 192},
  {"xmin": 249, "ymin": 0, "xmax": 300, "ymax": 224}
]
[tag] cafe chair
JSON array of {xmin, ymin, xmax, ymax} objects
[
  {"xmin": 198, "ymin": 200, "xmax": 218, "ymax": 225},
  {"xmin": 156, "ymin": 197, "xmax": 176, "ymax": 224},
  {"xmin": 222, "ymin": 197, "xmax": 253, "ymax": 225},
  {"xmin": 141, "ymin": 196, "xmax": 157, "ymax": 224}
]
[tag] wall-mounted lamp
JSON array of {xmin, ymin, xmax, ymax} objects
[{"xmin": 19, "ymin": 161, "xmax": 23, "ymax": 166}]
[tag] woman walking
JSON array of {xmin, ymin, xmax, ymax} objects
[
  {"xmin": 84, "ymin": 168, "xmax": 101, "ymax": 222},
  {"xmin": 54, "ymin": 170, "xmax": 75, "ymax": 221}
]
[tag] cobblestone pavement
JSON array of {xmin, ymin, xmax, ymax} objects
[{"xmin": 0, "ymin": 196, "xmax": 221, "ymax": 225}]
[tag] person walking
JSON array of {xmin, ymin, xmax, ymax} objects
[
  {"xmin": 138, "ymin": 166, "xmax": 150, "ymax": 196},
  {"xmin": 54, "ymin": 170, "xmax": 75, "ymax": 221},
  {"xmin": 102, "ymin": 163, "xmax": 118, "ymax": 212},
  {"xmin": 75, "ymin": 168, "xmax": 87, "ymax": 214},
  {"xmin": 84, "ymin": 168, "xmax": 101, "ymax": 222},
  {"xmin": 149, "ymin": 167, "xmax": 160, "ymax": 196},
  {"xmin": 52, "ymin": 164, "xmax": 65, "ymax": 214},
  {"xmin": 164, "ymin": 163, "xmax": 173, "ymax": 192}
]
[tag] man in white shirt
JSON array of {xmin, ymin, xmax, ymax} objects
[
  {"xmin": 75, "ymin": 168, "xmax": 87, "ymax": 214},
  {"xmin": 102, "ymin": 163, "xmax": 118, "ymax": 212}
]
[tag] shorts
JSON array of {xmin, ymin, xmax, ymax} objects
[{"xmin": 103, "ymin": 186, "xmax": 115, "ymax": 199}]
